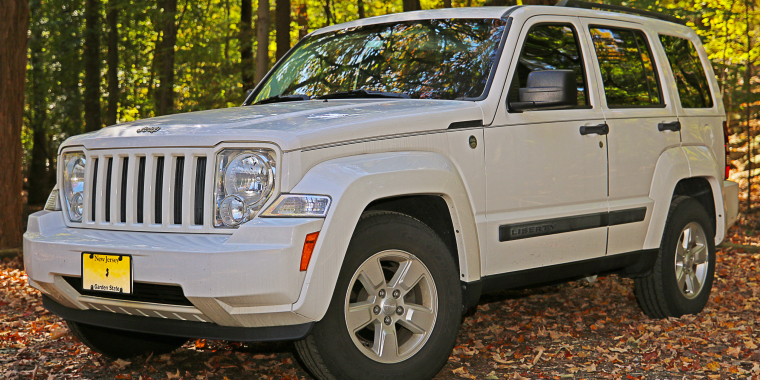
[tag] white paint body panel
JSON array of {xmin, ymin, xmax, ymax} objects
[{"xmin": 26, "ymin": 6, "xmax": 739, "ymax": 331}]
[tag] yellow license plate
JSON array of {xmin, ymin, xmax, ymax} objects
[{"xmin": 82, "ymin": 253, "xmax": 132, "ymax": 294}]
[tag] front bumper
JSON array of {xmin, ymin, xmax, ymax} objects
[
  {"xmin": 43, "ymin": 296, "xmax": 313, "ymax": 342},
  {"xmin": 24, "ymin": 210, "xmax": 323, "ymax": 330}
]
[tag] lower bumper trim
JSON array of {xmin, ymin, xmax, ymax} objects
[{"xmin": 43, "ymin": 296, "xmax": 313, "ymax": 342}]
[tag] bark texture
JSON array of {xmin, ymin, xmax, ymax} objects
[
  {"xmin": 0, "ymin": 0, "xmax": 29, "ymax": 249},
  {"xmin": 106, "ymin": 0, "xmax": 119, "ymax": 126},
  {"xmin": 275, "ymin": 0, "xmax": 290, "ymax": 60},
  {"xmin": 28, "ymin": 0, "xmax": 49, "ymax": 206},
  {"xmin": 255, "ymin": 0, "xmax": 271, "ymax": 84},
  {"xmin": 155, "ymin": 0, "xmax": 178, "ymax": 116},
  {"xmin": 240, "ymin": 0, "xmax": 254, "ymax": 91},
  {"xmin": 403, "ymin": 0, "xmax": 421, "ymax": 11},
  {"xmin": 84, "ymin": 0, "xmax": 102, "ymax": 131}
]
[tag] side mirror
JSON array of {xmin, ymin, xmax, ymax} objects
[{"xmin": 509, "ymin": 70, "xmax": 577, "ymax": 112}]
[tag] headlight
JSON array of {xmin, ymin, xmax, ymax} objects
[
  {"xmin": 261, "ymin": 194, "xmax": 331, "ymax": 217},
  {"xmin": 214, "ymin": 149, "xmax": 276, "ymax": 227},
  {"xmin": 62, "ymin": 152, "xmax": 86, "ymax": 222}
]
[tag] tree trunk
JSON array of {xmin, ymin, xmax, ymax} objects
[
  {"xmin": 0, "ymin": 0, "xmax": 29, "ymax": 249},
  {"xmin": 106, "ymin": 0, "xmax": 119, "ymax": 126},
  {"xmin": 358, "ymin": 0, "xmax": 365, "ymax": 18},
  {"xmin": 28, "ymin": 0, "xmax": 49, "ymax": 206},
  {"xmin": 240, "ymin": 0, "xmax": 254, "ymax": 91},
  {"xmin": 403, "ymin": 0, "xmax": 421, "ymax": 12},
  {"xmin": 255, "ymin": 0, "xmax": 271, "ymax": 84},
  {"xmin": 296, "ymin": 3, "xmax": 308, "ymax": 40},
  {"xmin": 443, "ymin": 0, "xmax": 451, "ymax": 8},
  {"xmin": 323, "ymin": 0, "xmax": 332, "ymax": 26},
  {"xmin": 155, "ymin": 0, "xmax": 178, "ymax": 116},
  {"xmin": 84, "ymin": 0, "xmax": 102, "ymax": 131},
  {"xmin": 275, "ymin": 0, "xmax": 290, "ymax": 60}
]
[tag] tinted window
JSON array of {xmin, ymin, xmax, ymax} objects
[
  {"xmin": 251, "ymin": 19, "xmax": 507, "ymax": 102},
  {"xmin": 508, "ymin": 24, "xmax": 588, "ymax": 106},
  {"xmin": 659, "ymin": 35, "xmax": 714, "ymax": 108},
  {"xmin": 590, "ymin": 27, "xmax": 662, "ymax": 107}
]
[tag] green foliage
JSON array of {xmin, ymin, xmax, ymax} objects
[{"xmin": 22, "ymin": 0, "xmax": 759, "ymax": 201}]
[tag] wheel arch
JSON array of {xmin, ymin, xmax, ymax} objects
[
  {"xmin": 645, "ymin": 146, "xmax": 726, "ymax": 249},
  {"xmin": 287, "ymin": 151, "xmax": 480, "ymax": 321}
]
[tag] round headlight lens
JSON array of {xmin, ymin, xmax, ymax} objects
[
  {"xmin": 224, "ymin": 153, "xmax": 274, "ymax": 206},
  {"xmin": 220, "ymin": 195, "xmax": 246, "ymax": 226},
  {"xmin": 63, "ymin": 153, "xmax": 86, "ymax": 222}
]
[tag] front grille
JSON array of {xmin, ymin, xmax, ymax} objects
[
  {"xmin": 63, "ymin": 276, "xmax": 193, "ymax": 307},
  {"xmin": 74, "ymin": 148, "xmax": 214, "ymax": 233}
]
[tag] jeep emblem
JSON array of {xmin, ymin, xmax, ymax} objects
[{"xmin": 136, "ymin": 126, "xmax": 161, "ymax": 134}]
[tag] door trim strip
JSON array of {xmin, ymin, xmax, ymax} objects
[{"xmin": 498, "ymin": 207, "xmax": 647, "ymax": 242}]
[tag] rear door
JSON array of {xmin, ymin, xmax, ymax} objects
[
  {"xmin": 483, "ymin": 16, "xmax": 609, "ymax": 275},
  {"xmin": 580, "ymin": 19, "xmax": 681, "ymax": 255}
]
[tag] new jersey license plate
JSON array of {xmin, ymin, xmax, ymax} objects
[{"xmin": 82, "ymin": 253, "xmax": 132, "ymax": 294}]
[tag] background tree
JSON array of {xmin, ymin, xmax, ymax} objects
[
  {"xmin": 255, "ymin": 0, "xmax": 271, "ymax": 83},
  {"xmin": 241, "ymin": 0, "xmax": 255, "ymax": 91},
  {"xmin": 0, "ymin": 0, "xmax": 29, "ymax": 249},
  {"xmin": 83, "ymin": 0, "xmax": 102, "ymax": 131},
  {"xmin": 106, "ymin": 0, "xmax": 119, "ymax": 126},
  {"xmin": 154, "ymin": 0, "xmax": 180, "ymax": 115},
  {"xmin": 276, "ymin": 0, "xmax": 291, "ymax": 60}
]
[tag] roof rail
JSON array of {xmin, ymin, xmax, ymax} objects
[{"xmin": 555, "ymin": 0, "xmax": 687, "ymax": 25}]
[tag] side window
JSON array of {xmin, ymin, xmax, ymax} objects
[
  {"xmin": 589, "ymin": 27, "xmax": 662, "ymax": 107},
  {"xmin": 659, "ymin": 35, "xmax": 714, "ymax": 108},
  {"xmin": 508, "ymin": 23, "xmax": 589, "ymax": 107}
]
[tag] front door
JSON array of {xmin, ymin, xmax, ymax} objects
[{"xmin": 484, "ymin": 16, "xmax": 609, "ymax": 276}]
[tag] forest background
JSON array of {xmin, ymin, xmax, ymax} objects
[{"xmin": 0, "ymin": 0, "xmax": 757, "ymax": 249}]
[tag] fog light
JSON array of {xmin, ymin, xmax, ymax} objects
[{"xmin": 220, "ymin": 195, "xmax": 246, "ymax": 226}]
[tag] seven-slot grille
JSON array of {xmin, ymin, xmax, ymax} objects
[{"xmin": 72, "ymin": 148, "xmax": 218, "ymax": 233}]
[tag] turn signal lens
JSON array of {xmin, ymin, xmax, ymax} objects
[{"xmin": 300, "ymin": 232, "xmax": 320, "ymax": 271}]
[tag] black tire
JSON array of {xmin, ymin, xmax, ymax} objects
[
  {"xmin": 295, "ymin": 211, "xmax": 461, "ymax": 380},
  {"xmin": 67, "ymin": 320, "xmax": 187, "ymax": 359},
  {"xmin": 634, "ymin": 196, "xmax": 716, "ymax": 318}
]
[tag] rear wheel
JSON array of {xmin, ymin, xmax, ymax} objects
[
  {"xmin": 634, "ymin": 196, "xmax": 716, "ymax": 318},
  {"xmin": 67, "ymin": 320, "xmax": 187, "ymax": 359},
  {"xmin": 295, "ymin": 212, "xmax": 461, "ymax": 380}
]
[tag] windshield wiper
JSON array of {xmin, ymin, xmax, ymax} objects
[
  {"xmin": 254, "ymin": 94, "xmax": 310, "ymax": 105},
  {"xmin": 316, "ymin": 89, "xmax": 410, "ymax": 100}
]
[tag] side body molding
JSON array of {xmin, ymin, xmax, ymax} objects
[
  {"xmin": 645, "ymin": 146, "xmax": 725, "ymax": 249},
  {"xmin": 287, "ymin": 152, "xmax": 480, "ymax": 321}
]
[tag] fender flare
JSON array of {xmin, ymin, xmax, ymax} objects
[
  {"xmin": 287, "ymin": 151, "xmax": 481, "ymax": 321},
  {"xmin": 645, "ymin": 146, "xmax": 725, "ymax": 249},
  {"xmin": 682, "ymin": 145, "xmax": 726, "ymax": 244}
]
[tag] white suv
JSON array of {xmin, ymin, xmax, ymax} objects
[{"xmin": 25, "ymin": 2, "xmax": 739, "ymax": 379}]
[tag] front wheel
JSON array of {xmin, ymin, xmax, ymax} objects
[
  {"xmin": 295, "ymin": 211, "xmax": 461, "ymax": 380},
  {"xmin": 634, "ymin": 196, "xmax": 716, "ymax": 318}
]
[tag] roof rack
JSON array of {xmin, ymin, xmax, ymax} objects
[{"xmin": 555, "ymin": 0, "xmax": 687, "ymax": 25}]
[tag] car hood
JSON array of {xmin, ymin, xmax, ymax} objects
[{"xmin": 62, "ymin": 99, "xmax": 484, "ymax": 152}]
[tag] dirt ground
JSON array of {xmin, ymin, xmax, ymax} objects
[{"xmin": 2, "ymin": 218, "xmax": 760, "ymax": 380}]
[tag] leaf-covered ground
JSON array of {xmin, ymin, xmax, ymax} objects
[{"xmin": 3, "ymin": 217, "xmax": 760, "ymax": 380}]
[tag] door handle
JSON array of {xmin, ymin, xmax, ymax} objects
[
  {"xmin": 658, "ymin": 121, "xmax": 681, "ymax": 132},
  {"xmin": 579, "ymin": 123, "xmax": 609, "ymax": 136}
]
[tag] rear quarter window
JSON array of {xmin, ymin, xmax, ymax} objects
[{"xmin": 659, "ymin": 35, "xmax": 714, "ymax": 108}]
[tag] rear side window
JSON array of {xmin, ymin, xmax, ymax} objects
[
  {"xmin": 590, "ymin": 27, "xmax": 662, "ymax": 107},
  {"xmin": 659, "ymin": 35, "xmax": 714, "ymax": 108},
  {"xmin": 508, "ymin": 23, "xmax": 589, "ymax": 107}
]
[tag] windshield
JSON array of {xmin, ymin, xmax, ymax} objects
[{"xmin": 250, "ymin": 18, "xmax": 508, "ymax": 103}]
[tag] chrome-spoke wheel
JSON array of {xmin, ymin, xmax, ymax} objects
[
  {"xmin": 674, "ymin": 222, "xmax": 708, "ymax": 299},
  {"xmin": 345, "ymin": 250, "xmax": 438, "ymax": 364}
]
